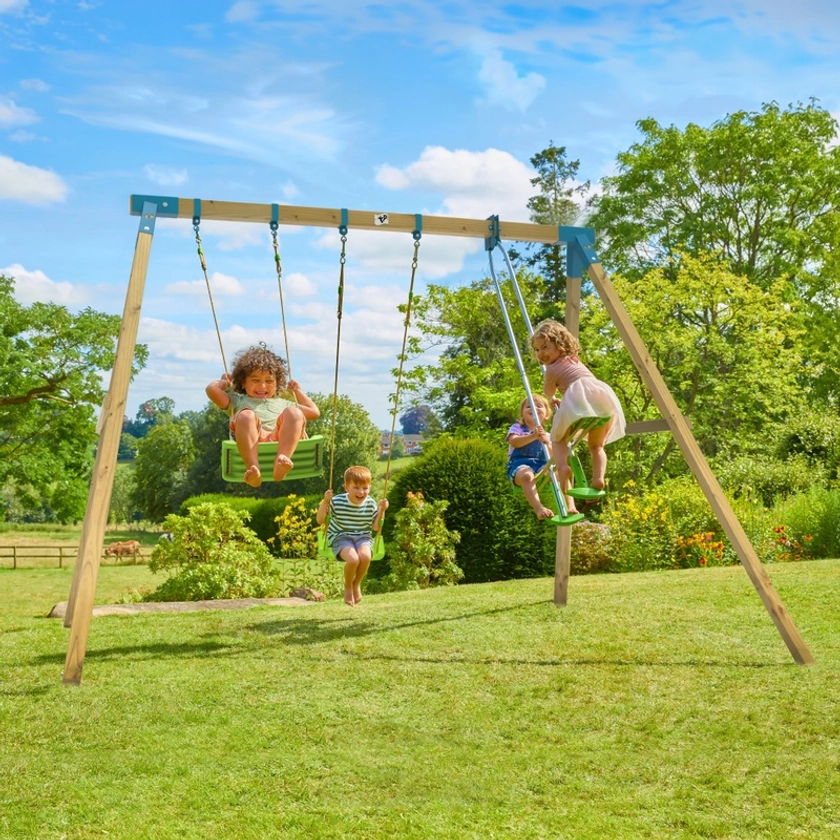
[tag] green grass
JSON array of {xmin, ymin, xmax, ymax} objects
[{"xmin": 2, "ymin": 560, "xmax": 840, "ymax": 839}]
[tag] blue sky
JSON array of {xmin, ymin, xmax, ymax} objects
[{"xmin": 2, "ymin": 0, "xmax": 839, "ymax": 429}]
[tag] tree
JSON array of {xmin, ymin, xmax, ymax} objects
[
  {"xmin": 132, "ymin": 421, "xmax": 197, "ymax": 521},
  {"xmin": 402, "ymin": 271, "xmax": 545, "ymax": 436},
  {"xmin": 123, "ymin": 397, "xmax": 176, "ymax": 438},
  {"xmin": 399, "ymin": 404, "xmax": 436, "ymax": 435},
  {"xmin": 586, "ymin": 100, "xmax": 840, "ymax": 403},
  {"xmin": 0, "ymin": 274, "xmax": 147, "ymax": 522},
  {"xmin": 524, "ymin": 143, "xmax": 590, "ymax": 317},
  {"xmin": 579, "ymin": 252, "xmax": 807, "ymax": 486}
]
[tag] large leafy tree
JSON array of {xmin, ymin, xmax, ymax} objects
[
  {"xmin": 586, "ymin": 100, "xmax": 840, "ymax": 403},
  {"xmin": 401, "ymin": 271, "xmax": 545, "ymax": 437},
  {"xmin": 0, "ymin": 274, "xmax": 147, "ymax": 522},
  {"xmin": 132, "ymin": 420, "xmax": 197, "ymax": 521},
  {"xmin": 580, "ymin": 253, "xmax": 807, "ymax": 486}
]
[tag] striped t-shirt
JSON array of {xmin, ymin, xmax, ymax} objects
[{"xmin": 327, "ymin": 493, "xmax": 379, "ymax": 543}]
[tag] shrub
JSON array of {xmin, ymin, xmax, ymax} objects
[
  {"xmin": 386, "ymin": 437, "xmax": 554, "ymax": 583},
  {"xmin": 570, "ymin": 522, "xmax": 611, "ymax": 575},
  {"xmin": 770, "ymin": 487, "xmax": 840, "ymax": 560},
  {"xmin": 713, "ymin": 454, "xmax": 825, "ymax": 507},
  {"xmin": 775, "ymin": 410, "xmax": 840, "ymax": 482},
  {"xmin": 376, "ymin": 491, "xmax": 462, "ymax": 591},
  {"xmin": 145, "ymin": 502, "xmax": 282, "ymax": 601}
]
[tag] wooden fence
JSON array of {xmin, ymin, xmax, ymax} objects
[{"xmin": 0, "ymin": 545, "xmax": 148, "ymax": 570}]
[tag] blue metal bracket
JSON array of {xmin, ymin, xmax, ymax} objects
[
  {"xmin": 559, "ymin": 225, "xmax": 599, "ymax": 278},
  {"xmin": 129, "ymin": 194, "xmax": 180, "ymax": 217},
  {"xmin": 413, "ymin": 213, "xmax": 423, "ymax": 240},
  {"xmin": 270, "ymin": 202, "xmax": 280, "ymax": 230},
  {"xmin": 484, "ymin": 214, "xmax": 501, "ymax": 251},
  {"xmin": 138, "ymin": 201, "xmax": 158, "ymax": 236}
]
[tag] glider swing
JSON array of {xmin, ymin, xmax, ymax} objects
[
  {"xmin": 193, "ymin": 201, "xmax": 324, "ymax": 482},
  {"xmin": 484, "ymin": 218, "xmax": 607, "ymax": 524},
  {"xmin": 316, "ymin": 216, "xmax": 424, "ymax": 563}
]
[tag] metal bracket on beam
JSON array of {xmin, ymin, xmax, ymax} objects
[
  {"xmin": 138, "ymin": 201, "xmax": 159, "ymax": 236},
  {"xmin": 129, "ymin": 194, "xmax": 180, "ymax": 217},
  {"xmin": 559, "ymin": 226, "xmax": 598, "ymax": 277},
  {"xmin": 485, "ymin": 214, "xmax": 501, "ymax": 251}
]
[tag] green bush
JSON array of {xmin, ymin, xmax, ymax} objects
[
  {"xmin": 771, "ymin": 487, "xmax": 840, "ymax": 560},
  {"xmin": 374, "ymin": 491, "xmax": 462, "ymax": 591},
  {"xmin": 570, "ymin": 522, "xmax": 611, "ymax": 575},
  {"xmin": 713, "ymin": 454, "xmax": 825, "ymax": 507},
  {"xmin": 775, "ymin": 410, "xmax": 840, "ymax": 481},
  {"xmin": 145, "ymin": 502, "xmax": 283, "ymax": 601},
  {"xmin": 386, "ymin": 437, "xmax": 554, "ymax": 583},
  {"xmin": 181, "ymin": 493, "xmax": 322, "ymax": 544}
]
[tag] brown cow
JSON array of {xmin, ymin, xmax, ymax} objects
[{"xmin": 105, "ymin": 540, "xmax": 141, "ymax": 557}]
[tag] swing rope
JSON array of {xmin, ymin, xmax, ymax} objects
[
  {"xmin": 193, "ymin": 210, "xmax": 229, "ymax": 377},
  {"xmin": 381, "ymin": 221, "xmax": 422, "ymax": 501},
  {"xmin": 327, "ymin": 215, "xmax": 348, "ymax": 490},
  {"xmin": 270, "ymin": 204, "xmax": 293, "ymax": 383}
]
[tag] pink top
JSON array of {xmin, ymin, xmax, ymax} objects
[{"xmin": 544, "ymin": 355, "xmax": 594, "ymax": 395}]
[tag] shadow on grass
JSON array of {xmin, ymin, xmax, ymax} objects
[
  {"xmin": 248, "ymin": 599, "xmax": 549, "ymax": 644},
  {"xmin": 32, "ymin": 639, "xmax": 240, "ymax": 667}
]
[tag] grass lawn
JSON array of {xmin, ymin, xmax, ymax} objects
[{"xmin": 2, "ymin": 559, "xmax": 839, "ymax": 839}]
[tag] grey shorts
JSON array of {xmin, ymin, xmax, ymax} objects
[{"xmin": 331, "ymin": 535, "xmax": 373, "ymax": 560}]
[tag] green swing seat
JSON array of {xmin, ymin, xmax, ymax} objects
[
  {"xmin": 221, "ymin": 435, "xmax": 325, "ymax": 483},
  {"xmin": 317, "ymin": 528, "xmax": 387, "ymax": 562},
  {"xmin": 565, "ymin": 416, "xmax": 610, "ymax": 502}
]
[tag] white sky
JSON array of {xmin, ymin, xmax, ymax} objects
[{"xmin": 2, "ymin": 0, "xmax": 840, "ymax": 427}]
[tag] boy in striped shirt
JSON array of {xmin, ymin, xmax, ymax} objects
[{"xmin": 317, "ymin": 466, "xmax": 389, "ymax": 606}]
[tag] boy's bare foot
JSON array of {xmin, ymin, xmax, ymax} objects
[
  {"xmin": 273, "ymin": 454, "xmax": 294, "ymax": 481},
  {"xmin": 243, "ymin": 465, "xmax": 262, "ymax": 487},
  {"xmin": 344, "ymin": 588, "xmax": 355, "ymax": 607},
  {"xmin": 534, "ymin": 505, "xmax": 555, "ymax": 520},
  {"xmin": 353, "ymin": 584, "xmax": 363, "ymax": 604}
]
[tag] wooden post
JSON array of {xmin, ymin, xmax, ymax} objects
[
  {"xmin": 586, "ymin": 261, "xmax": 813, "ymax": 665},
  {"xmin": 63, "ymin": 208, "xmax": 156, "ymax": 684},
  {"xmin": 552, "ymin": 275, "xmax": 583, "ymax": 606}
]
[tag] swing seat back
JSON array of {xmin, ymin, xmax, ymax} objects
[
  {"xmin": 317, "ymin": 529, "xmax": 386, "ymax": 562},
  {"xmin": 221, "ymin": 435, "xmax": 324, "ymax": 483}
]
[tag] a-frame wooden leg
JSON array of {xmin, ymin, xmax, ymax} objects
[
  {"xmin": 586, "ymin": 261, "xmax": 813, "ymax": 665},
  {"xmin": 63, "ymin": 210, "xmax": 156, "ymax": 684}
]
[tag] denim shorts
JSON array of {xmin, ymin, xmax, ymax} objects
[
  {"xmin": 331, "ymin": 535, "xmax": 373, "ymax": 560},
  {"xmin": 506, "ymin": 456, "xmax": 547, "ymax": 484}
]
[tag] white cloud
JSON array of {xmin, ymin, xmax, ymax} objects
[
  {"xmin": 0, "ymin": 97, "xmax": 38, "ymax": 127},
  {"xmin": 0, "ymin": 0, "xmax": 27, "ymax": 12},
  {"xmin": 284, "ymin": 271, "xmax": 317, "ymax": 296},
  {"xmin": 20, "ymin": 78, "xmax": 50, "ymax": 92},
  {"xmin": 226, "ymin": 1, "xmax": 259, "ymax": 22},
  {"xmin": 376, "ymin": 145, "xmax": 534, "ymax": 220},
  {"xmin": 143, "ymin": 163, "xmax": 188, "ymax": 186},
  {"xmin": 476, "ymin": 48, "xmax": 545, "ymax": 112},
  {"xmin": 3, "ymin": 263, "xmax": 87, "ymax": 306},
  {"xmin": 165, "ymin": 270, "xmax": 245, "ymax": 296},
  {"xmin": 0, "ymin": 155, "xmax": 68, "ymax": 204}
]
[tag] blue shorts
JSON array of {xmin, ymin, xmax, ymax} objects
[
  {"xmin": 331, "ymin": 535, "xmax": 373, "ymax": 560},
  {"xmin": 507, "ymin": 456, "xmax": 546, "ymax": 485}
]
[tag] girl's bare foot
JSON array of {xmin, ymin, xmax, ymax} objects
[
  {"xmin": 535, "ymin": 505, "xmax": 555, "ymax": 520},
  {"xmin": 590, "ymin": 478, "xmax": 605, "ymax": 491},
  {"xmin": 243, "ymin": 465, "xmax": 262, "ymax": 487},
  {"xmin": 343, "ymin": 588, "xmax": 355, "ymax": 607},
  {"xmin": 353, "ymin": 584, "xmax": 363, "ymax": 604},
  {"xmin": 273, "ymin": 454, "xmax": 294, "ymax": 481}
]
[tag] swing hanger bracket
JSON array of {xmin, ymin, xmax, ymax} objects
[
  {"xmin": 559, "ymin": 225, "xmax": 599, "ymax": 277},
  {"xmin": 484, "ymin": 214, "xmax": 501, "ymax": 251}
]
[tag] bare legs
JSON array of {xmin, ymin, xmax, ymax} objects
[
  {"xmin": 551, "ymin": 439, "xmax": 578, "ymax": 514},
  {"xmin": 514, "ymin": 468, "xmax": 554, "ymax": 520},
  {"xmin": 338, "ymin": 545, "xmax": 372, "ymax": 607},
  {"xmin": 231, "ymin": 406, "xmax": 306, "ymax": 486},
  {"xmin": 552, "ymin": 418, "xmax": 614, "ymax": 509}
]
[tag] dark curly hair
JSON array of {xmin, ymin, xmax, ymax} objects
[{"xmin": 229, "ymin": 343, "xmax": 288, "ymax": 394}]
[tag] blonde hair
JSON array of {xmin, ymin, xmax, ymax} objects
[
  {"xmin": 344, "ymin": 465, "xmax": 372, "ymax": 486},
  {"xmin": 519, "ymin": 393, "xmax": 551, "ymax": 422},
  {"xmin": 530, "ymin": 319, "xmax": 580, "ymax": 358}
]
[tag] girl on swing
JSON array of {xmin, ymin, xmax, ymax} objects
[
  {"xmin": 206, "ymin": 343, "xmax": 319, "ymax": 487},
  {"xmin": 530, "ymin": 319, "xmax": 625, "ymax": 513}
]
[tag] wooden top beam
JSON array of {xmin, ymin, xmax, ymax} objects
[{"xmin": 129, "ymin": 195, "xmax": 570, "ymax": 245}]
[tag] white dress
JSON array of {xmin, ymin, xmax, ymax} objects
[{"xmin": 546, "ymin": 356, "xmax": 625, "ymax": 444}]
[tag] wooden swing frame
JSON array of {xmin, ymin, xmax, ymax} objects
[{"xmin": 60, "ymin": 194, "xmax": 813, "ymax": 686}]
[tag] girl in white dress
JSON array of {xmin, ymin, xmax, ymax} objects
[{"xmin": 530, "ymin": 320, "xmax": 625, "ymax": 513}]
